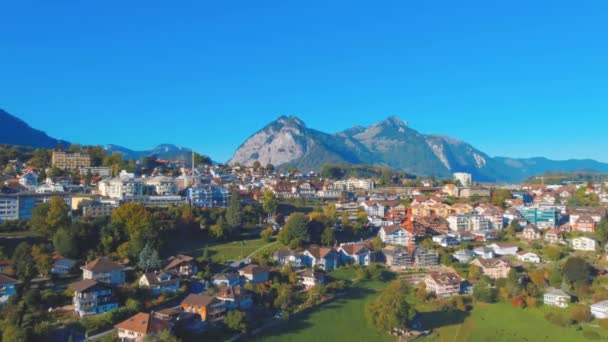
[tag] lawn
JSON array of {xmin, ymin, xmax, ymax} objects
[
  {"xmin": 418, "ymin": 302, "xmax": 607, "ymax": 342},
  {"xmin": 252, "ymin": 269, "xmax": 393, "ymax": 342}
]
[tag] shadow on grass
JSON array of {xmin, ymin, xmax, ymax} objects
[
  {"xmin": 252, "ymin": 285, "xmax": 377, "ymax": 340},
  {"xmin": 417, "ymin": 309, "xmax": 471, "ymax": 330}
]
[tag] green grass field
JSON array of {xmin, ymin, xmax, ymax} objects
[
  {"xmin": 252, "ymin": 269, "xmax": 393, "ymax": 342},
  {"xmin": 417, "ymin": 302, "xmax": 605, "ymax": 342}
]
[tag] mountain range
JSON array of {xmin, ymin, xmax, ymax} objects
[
  {"xmin": 0, "ymin": 108, "xmax": 195, "ymax": 161},
  {"xmin": 229, "ymin": 115, "xmax": 608, "ymax": 182},
  {"xmin": 3, "ymin": 108, "xmax": 608, "ymax": 182}
]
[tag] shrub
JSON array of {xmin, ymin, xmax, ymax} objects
[
  {"xmin": 544, "ymin": 312, "xmax": 572, "ymax": 327},
  {"xmin": 570, "ymin": 304, "xmax": 592, "ymax": 323}
]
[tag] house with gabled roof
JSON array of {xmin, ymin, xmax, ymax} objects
[
  {"xmin": 337, "ymin": 243, "xmax": 373, "ymax": 266},
  {"xmin": 302, "ymin": 246, "xmax": 340, "ymax": 271},
  {"xmin": 517, "ymin": 251, "xmax": 541, "ymax": 263},
  {"xmin": 163, "ymin": 254, "xmax": 197, "ymax": 277},
  {"xmin": 215, "ymin": 285, "xmax": 252, "ymax": 310},
  {"xmin": 81, "ymin": 257, "xmax": 125, "ymax": 285},
  {"xmin": 470, "ymin": 258, "xmax": 511, "ymax": 279},
  {"xmin": 70, "ymin": 279, "xmax": 119, "ymax": 317},
  {"xmin": 238, "ymin": 265, "xmax": 269, "ymax": 284},
  {"xmin": 181, "ymin": 294, "xmax": 226, "ymax": 322},
  {"xmin": 298, "ymin": 269, "xmax": 326, "ymax": 289},
  {"xmin": 543, "ymin": 288, "xmax": 571, "ymax": 308},
  {"xmin": 138, "ymin": 272, "xmax": 180, "ymax": 295},
  {"xmin": 115, "ymin": 312, "xmax": 173, "ymax": 342},
  {"xmin": 378, "ymin": 225, "xmax": 413, "ymax": 246},
  {"xmin": 424, "ymin": 271, "xmax": 462, "ymax": 298}
]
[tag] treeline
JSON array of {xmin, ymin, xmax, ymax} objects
[
  {"xmin": 320, "ymin": 164, "xmax": 414, "ymax": 183},
  {"xmin": 526, "ymin": 171, "xmax": 608, "ymax": 185}
]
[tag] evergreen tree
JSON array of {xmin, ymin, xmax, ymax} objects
[
  {"xmin": 321, "ymin": 227, "xmax": 335, "ymax": 246},
  {"xmin": 225, "ymin": 190, "xmax": 243, "ymax": 234},
  {"xmin": 137, "ymin": 243, "xmax": 161, "ymax": 272}
]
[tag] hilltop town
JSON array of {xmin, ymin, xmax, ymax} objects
[{"xmin": 1, "ymin": 145, "xmax": 608, "ymax": 341}]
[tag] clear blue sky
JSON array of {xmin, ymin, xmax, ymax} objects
[{"xmin": 1, "ymin": 1, "xmax": 607, "ymax": 162}]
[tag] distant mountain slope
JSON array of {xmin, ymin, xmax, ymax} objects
[
  {"xmin": 104, "ymin": 144, "xmax": 197, "ymax": 161},
  {"xmin": 230, "ymin": 115, "xmax": 608, "ymax": 182},
  {"xmin": 0, "ymin": 109, "xmax": 69, "ymax": 148}
]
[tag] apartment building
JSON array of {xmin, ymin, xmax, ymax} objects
[{"xmin": 52, "ymin": 151, "xmax": 91, "ymax": 170}]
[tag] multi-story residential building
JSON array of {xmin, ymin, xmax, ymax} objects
[
  {"xmin": 181, "ymin": 294, "xmax": 226, "ymax": 322},
  {"xmin": 0, "ymin": 273, "xmax": 17, "ymax": 305},
  {"xmin": 518, "ymin": 207, "xmax": 559, "ymax": 229},
  {"xmin": 459, "ymin": 187, "xmax": 491, "ymax": 198},
  {"xmin": 52, "ymin": 151, "xmax": 91, "ymax": 170},
  {"xmin": 447, "ymin": 215, "xmax": 491, "ymax": 231},
  {"xmin": 470, "ymin": 258, "xmax": 511, "ymax": 279},
  {"xmin": 184, "ymin": 186, "xmax": 230, "ymax": 208},
  {"xmin": 81, "ymin": 257, "xmax": 125, "ymax": 285},
  {"xmin": 424, "ymin": 272, "xmax": 461, "ymax": 298},
  {"xmin": 488, "ymin": 243, "xmax": 518, "ymax": 256},
  {"xmin": 98, "ymin": 176, "xmax": 144, "ymax": 199},
  {"xmin": 115, "ymin": 312, "xmax": 173, "ymax": 342},
  {"xmin": 0, "ymin": 196, "xmax": 19, "ymax": 222},
  {"xmin": 82, "ymin": 201, "xmax": 116, "ymax": 217},
  {"xmin": 572, "ymin": 236, "xmax": 597, "ymax": 251},
  {"xmin": 145, "ymin": 176, "xmax": 178, "ymax": 196},
  {"xmin": 70, "ymin": 279, "xmax": 118, "ymax": 317},
  {"xmin": 122, "ymin": 195, "xmax": 183, "ymax": 207},
  {"xmin": 543, "ymin": 288, "xmax": 571, "ymax": 308},
  {"xmin": 360, "ymin": 202, "xmax": 386, "ymax": 217},
  {"xmin": 334, "ymin": 178, "xmax": 374, "ymax": 191},
  {"xmin": 568, "ymin": 207, "xmax": 607, "ymax": 226},
  {"xmin": 79, "ymin": 167, "xmax": 112, "ymax": 177},
  {"xmin": 453, "ymin": 172, "xmax": 472, "ymax": 187},
  {"xmin": 382, "ymin": 245, "xmax": 438, "ymax": 270},
  {"xmin": 379, "ymin": 225, "xmax": 414, "ymax": 246},
  {"xmin": 517, "ymin": 251, "xmax": 541, "ymax": 263}
]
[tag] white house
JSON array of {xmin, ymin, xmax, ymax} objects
[
  {"xmin": 591, "ymin": 300, "xmax": 608, "ymax": 319},
  {"xmin": 488, "ymin": 243, "xmax": 518, "ymax": 256},
  {"xmin": 572, "ymin": 236, "xmax": 597, "ymax": 252},
  {"xmin": 453, "ymin": 249, "xmax": 476, "ymax": 263},
  {"xmin": 517, "ymin": 251, "xmax": 541, "ymax": 263},
  {"xmin": 379, "ymin": 225, "xmax": 413, "ymax": 246},
  {"xmin": 473, "ymin": 246, "xmax": 495, "ymax": 259},
  {"xmin": 543, "ymin": 288, "xmax": 571, "ymax": 308}
]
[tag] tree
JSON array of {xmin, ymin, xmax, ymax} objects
[
  {"xmin": 505, "ymin": 219, "xmax": 521, "ymax": 237},
  {"xmin": 277, "ymin": 213, "xmax": 310, "ymax": 248},
  {"xmin": 225, "ymin": 190, "xmax": 243, "ymax": 234},
  {"xmin": 543, "ymin": 245, "xmax": 564, "ymax": 261},
  {"xmin": 321, "ymin": 227, "xmax": 335, "ymax": 246},
  {"xmin": 323, "ymin": 203, "xmax": 337, "ymax": 227},
  {"xmin": 468, "ymin": 265, "xmax": 481, "ymax": 280},
  {"xmin": 366, "ymin": 281, "xmax": 417, "ymax": 332},
  {"xmin": 265, "ymin": 163, "xmax": 274, "ymax": 172},
  {"xmin": 12, "ymin": 242, "xmax": 35, "ymax": 283},
  {"xmin": 137, "ymin": 243, "xmax": 161, "ymax": 272},
  {"xmin": 46, "ymin": 196, "xmax": 70, "ymax": 235},
  {"xmin": 210, "ymin": 216, "xmax": 227, "ymax": 239},
  {"xmin": 596, "ymin": 217, "xmax": 608, "ymax": 244},
  {"xmin": 261, "ymin": 190, "xmax": 278, "ymax": 221},
  {"xmin": 252, "ymin": 160, "xmax": 261, "ymax": 170},
  {"xmin": 112, "ymin": 202, "xmax": 154, "ymax": 258},
  {"xmin": 274, "ymin": 283, "xmax": 296, "ymax": 315},
  {"xmin": 224, "ymin": 310, "xmax": 248, "ymax": 333},
  {"xmin": 371, "ymin": 235, "xmax": 383, "ymax": 251},
  {"xmin": 261, "ymin": 226, "xmax": 274, "ymax": 242},
  {"xmin": 30, "ymin": 202, "xmax": 50, "ymax": 235},
  {"xmin": 31, "ymin": 245, "xmax": 52, "ymax": 277},
  {"xmin": 473, "ymin": 280, "xmax": 497, "ymax": 303},
  {"xmin": 142, "ymin": 330, "xmax": 180, "ymax": 342},
  {"xmin": 52, "ymin": 227, "xmax": 78, "ymax": 258},
  {"xmin": 563, "ymin": 257, "xmax": 591, "ymax": 289}
]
